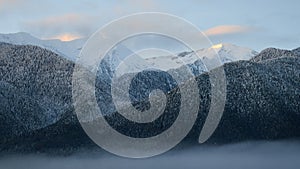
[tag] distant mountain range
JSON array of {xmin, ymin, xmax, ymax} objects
[{"xmin": 0, "ymin": 33, "xmax": 257, "ymax": 73}]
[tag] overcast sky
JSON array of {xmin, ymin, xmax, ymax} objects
[{"xmin": 0, "ymin": 0, "xmax": 299, "ymax": 51}]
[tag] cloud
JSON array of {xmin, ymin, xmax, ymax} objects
[
  {"xmin": 22, "ymin": 13, "xmax": 98, "ymax": 40},
  {"xmin": 48, "ymin": 33, "xmax": 82, "ymax": 41},
  {"xmin": 204, "ymin": 25, "xmax": 255, "ymax": 36}
]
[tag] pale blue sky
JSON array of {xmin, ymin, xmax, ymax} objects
[{"xmin": 0, "ymin": 0, "xmax": 299, "ymax": 51}]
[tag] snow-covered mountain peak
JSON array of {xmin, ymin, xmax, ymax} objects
[
  {"xmin": 0, "ymin": 32, "xmax": 40, "ymax": 44},
  {"xmin": 0, "ymin": 32, "xmax": 258, "ymax": 75},
  {"xmin": 141, "ymin": 43, "xmax": 258, "ymax": 72},
  {"xmin": 197, "ymin": 43, "xmax": 258, "ymax": 63},
  {"xmin": 0, "ymin": 32, "xmax": 86, "ymax": 61}
]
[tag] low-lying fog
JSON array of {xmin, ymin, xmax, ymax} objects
[{"xmin": 1, "ymin": 140, "xmax": 300, "ymax": 169}]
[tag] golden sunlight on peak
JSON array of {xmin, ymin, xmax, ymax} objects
[
  {"xmin": 50, "ymin": 33, "xmax": 81, "ymax": 41},
  {"xmin": 211, "ymin": 44, "xmax": 223, "ymax": 49}
]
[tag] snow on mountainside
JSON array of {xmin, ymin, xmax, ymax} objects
[
  {"xmin": 113, "ymin": 43, "xmax": 258, "ymax": 76},
  {"xmin": 145, "ymin": 43, "xmax": 258, "ymax": 71},
  {"xmin": 208, "ymin": 43, "xmax": 258, "ymax": 62},
  {"xmin": 0, "ymin": 32, "xmax": 86, "ymax": 60},
  {"xmin": 0, "ymin": 33, "xmax": 257, "ymax": 74}
]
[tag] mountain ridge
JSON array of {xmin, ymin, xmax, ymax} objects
[{"xmin": 0, "ymin": 43, "xmax": 299, "ymax": 153}]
